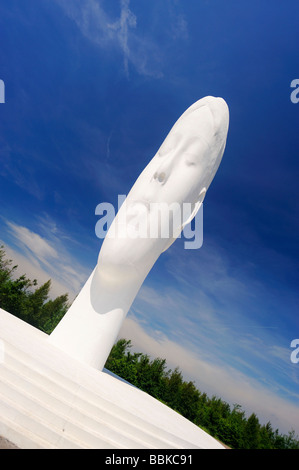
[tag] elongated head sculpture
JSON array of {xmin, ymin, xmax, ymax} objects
[
  {"xmin": 96, "ymin": 96, "xmax": 228, "ymax": 292},
  {"xmin": 49, "ymin": 96, "xmax": 229, "ymax": 370}
]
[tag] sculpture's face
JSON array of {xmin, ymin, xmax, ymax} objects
[
  {"xmin": 132, "ymin": 96, "xmax": 229, "ymax": 208},
  {"xmin": 99, "ymin": 96, "xmax": 229, "ymax": 270}
]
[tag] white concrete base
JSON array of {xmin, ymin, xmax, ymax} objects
[{"xmin": 0, "ymin": 308, "xmax": 224, "ymax": 449}]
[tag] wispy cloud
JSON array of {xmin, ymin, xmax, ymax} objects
[
  {"xmin": 54, "ymin": 0, "xmax": 141, "ymax": 77},
  {"xmin": 167, "ymin": 0, "xmax": 188, "ymax": 40},
  {"xmin": 6, "ymin": 221, "xmax": 59, "ymax": 265},
  {"xmin": 3, "ymin": 218, "xmax": 91, "ymax": 300},
  {"xmin": 55, "ymin": 0, "xmax": 187, "ymax": 79},
  {"xmin": 55, "ymin": 0, "xmax": 113, "ymax": 45},
  {"xmin": 108, "ymin": 0, "xmax": 137, "ymax": 77}
]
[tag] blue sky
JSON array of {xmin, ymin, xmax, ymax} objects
[{"xmin": 0, "ymin": 0, "xmax": 298, "ymax": 434}]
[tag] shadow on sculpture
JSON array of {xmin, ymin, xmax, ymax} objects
[{"xmin": 49, "ymin": 96, "xmax": 229, "ymax": 370}]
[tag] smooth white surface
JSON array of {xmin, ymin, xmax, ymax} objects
[
  {"xmin": 49, "ymin": 96, "xmax": 229, "ymax": 370},
  {"xmin": 0, "ymin": 308, "xmax": 224, "ymax": 449}
]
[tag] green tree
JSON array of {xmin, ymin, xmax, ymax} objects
[
  {"xmin": 284, "ymin": 430, "xmax": 299, "ymax": 449},
  {"xmin": 37, "ymin": 293, "xmax": 69, "ymax": 333},
  {"xmin": 0, "ymin": 245, "xmax": 69, "ymax": 333},
  {"xmin": 104, "ymin": 339, "xmax": 140, "ymax": 384},
  {"xmin": 24, "ymin": 279, "xmax": 52, "ymax": 326},
  {"xmin": 162, "ymin": 367, "xmax": 183, "ymax": 412},
  {"xmin": 105, "ymin": 339, "xmax": 134, "ymax": 370},
  {"xmin": 0, "ymin": 273, "xmax": 36, "ymax": 318},
  {"xmin": 244, "ymin": 413, "xmax": 260, "ymax": 449},
  {"xmin": 259, "ymin": 421, "xmax": 274, "ymax": 449},
  {"xmin": 135, "ymin": 354, "xmax": 166, "ymax": 398},
  {"xmin": 103, "ymin": 339, "xmax": 299, "ymax": 450},
  {"xmin": 226, "ymin": 404, "xmax": 246, "ymax": 449},
  {"xmin": 177, "ymin": 380, "xmax": 200, "ymax": 422}
]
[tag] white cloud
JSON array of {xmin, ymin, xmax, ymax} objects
[
  {"xmin": 167, "ymin": 0, "xmax": 188, "ymax": 40},
  {"xmin": 55, "ymin": 0, "xmax": 112, "ymax": 45},
  {"xmin": 6, "ymin": 221, "xmax": 59, "ymax": 264},
  {"xmin": 55, "ymin": 0, "xmax": 139, "ymax": 77},
  {"xmin": 55, "ymin": 0, "xmax": 186, "ymax": 79},
  {"xmin": 108, "ymin": 0, "xmax": 137, "ymax": 77},
  {"xmin": 2, "ymin": 219, "xmax": 91, "ymax": 301},
  {"xmin": 1, "ymin": 243, "xmax": 73, "ymax": 300}
]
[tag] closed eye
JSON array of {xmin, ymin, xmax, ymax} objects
[
  {"xmin": 158, "ymin": 132, "xmax": 181, "ymax": 157},
  {"xmin": 184, "ymin": 153, "xmax": 197, "ymax": 166}
]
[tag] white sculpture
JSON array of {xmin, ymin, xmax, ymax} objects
[{"xmin": 49, "ymin": 96, "xmax": 229, "ymax": 370}]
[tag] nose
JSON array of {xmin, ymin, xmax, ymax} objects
[{"xmin": 152, "ymin": 152, "xmax": 177, "ymax": 185}]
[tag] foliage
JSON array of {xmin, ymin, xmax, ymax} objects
[
  {"xmin": 1, "ymin": 245, "xmax": 298, "ymax": 449},
  {"xmin": 0, "ymin": 245, "xmax": 69, "ymax": 333},
  {"xmin": 105, "ymin": 338, "xmax": 299, "ymax": 449}
]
